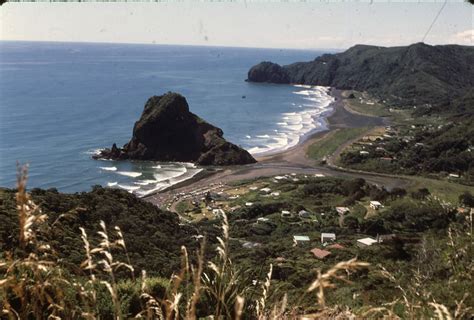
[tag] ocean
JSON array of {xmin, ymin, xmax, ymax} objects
[{"xmin": 0, "ymin": 41, "xmax": 334, "ymax": 196}]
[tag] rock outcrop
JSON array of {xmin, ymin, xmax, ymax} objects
[
  {"xmin": 247, "ymin": 61, "xmax": 290, "ymax": 84},
  {"xmin": 94, "ymin": 92, "xmax": 256, "ymax": 166}
]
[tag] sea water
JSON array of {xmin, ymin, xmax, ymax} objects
[{"xmin": 0, "ymin": 41, "xmax": 334, "ymax": 196}]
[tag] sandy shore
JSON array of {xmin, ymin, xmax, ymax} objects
[{"xmin": 144, "ymin": 89, "xmax": 403, "ymax": 208}]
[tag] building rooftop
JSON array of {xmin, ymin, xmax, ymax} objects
[
  {"xmin": 310, "ymin": 248, "xmax": 331, "ymax": 259},
  {"xmin": 321, "ymin": 232, "xmax": 336, "ymax": 238},
  {"xmin": 357, "ymin": 237, "xmax": 378, "ymax": 246},
  {"xmin": 293, "ymin": 235, "xmax": 310, "ymax": 242}
]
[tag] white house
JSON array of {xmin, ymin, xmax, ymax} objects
[
  {"xmin": 314, "ymin": 173, "xmax": 325, "ymax": 178},
  {"xmin": 360, "ymin": 151, "xmax": 370, "ymax": 155},
  {"xmin": 293, "ymin": 235, "xmax": 310, "ymax": 245},
  {"xmin": 281, "ymin": 210, "xmax": 292, "ymax": 217},
  {"xmin": 245, "ymin": 202, "xmax": 254, "ymax": 207},
  {"xmin": 257, "ymin": 217, "xmax": 270, "ymax": 223},
  {"xmin": 321, "ymin": 233, "xmax": 336, "ymax": 244},
  {"xmin": 260, "ymin": 187, "xmax": 272, "ymax": 194},
  {"xmin": 369, "ymin": 201, "xmax": 383, "ymax": 210},
  {"xmin": 357, "ymin": 237, "xmax": 378, "ymax": 247}
]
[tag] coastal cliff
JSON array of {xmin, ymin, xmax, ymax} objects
[
  {"xmin": 94, "ymin": 92, "xmax": 256, "ymax": 165},
  {"xmin": 248, "ymin": 43, "xmax": 474, "ymax": 112}
]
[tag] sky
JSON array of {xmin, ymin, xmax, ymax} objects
[{"xmin": 0, "ymin": 1, "xmax": 472, "ymax": 49}]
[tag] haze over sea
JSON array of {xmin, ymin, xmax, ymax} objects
[{"xmin": 0, "ymin": 41, "xmax": 334, "ymax": 196}]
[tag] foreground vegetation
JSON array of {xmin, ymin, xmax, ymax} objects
[{"xmin": 1, "ymin": 167, "xmax": 473, "ymax": 318}]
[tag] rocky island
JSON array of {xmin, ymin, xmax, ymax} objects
[{"xmin": 93, "ymin": 92, "xmax": 256, "ymax": 165}]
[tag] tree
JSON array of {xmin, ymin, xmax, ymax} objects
[{"xmin": 459, "ymin": 192, "xmax": 474, "ymax": 207}]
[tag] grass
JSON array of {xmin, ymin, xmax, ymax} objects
[
  {"xmin": 307, "ymin": 127, "xmax": 370, "ymax": 161},
  {"xmin": 342, "ymin": 90, "xmax": 391, "ymax": 117},
  {"xmin": 407, "ymin": 175, "xmax": 474, "ymax": 204}
]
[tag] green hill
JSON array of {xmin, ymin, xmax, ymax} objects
[{"xmin": 248, "ymin": 43, "xmax": 474, "ymax": 114}]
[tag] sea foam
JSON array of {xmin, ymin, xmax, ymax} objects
[
  {"xmin": 100, "ymin": 166, "xmax": 117, "ymax": 171},
  {"xmin": 116, "ymin": 171, "xmax": 143, "ymax": 178},
  {"xmin": 248, "ymin": 85, "xmax": 334, "ymax": 156}
]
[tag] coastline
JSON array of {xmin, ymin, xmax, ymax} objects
[{"xmin": 143, "ymin": 88, "xmax": 396, "ymax": 208}]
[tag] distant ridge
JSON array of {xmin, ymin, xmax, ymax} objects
[{"xmin": 248, "ymin": 43, "xmax": 474, "ymax": 114}]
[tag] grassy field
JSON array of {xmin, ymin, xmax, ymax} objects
[
  {"xmin": 307, "ymin": 127, "xmax": 370, "ymax": 161},
  {"xmin": 341, "ymin": 91, "xmax": 391, "ymax": 117},
  {"xmin": 407, "ymin": 176, "xmax": 474, "ymax": 204}
]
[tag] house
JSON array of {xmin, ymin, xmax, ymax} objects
[
  {"xmin": 369, "ymin": 201, "xmax": 383, "ymax": 210},
  {"xmin": 314, "ymin": 173, "xmax": 325, "ymax": 178},
  {"xmin": 281, "ymin": 210, "xmax": 292, "ymax": 217},
  {"xmin": 449, "ymin": 173, "xmax": 460, "ymax": 179},
  {"xmin": 249, "ymin": 186, "xmax": 258, "ymax": 191},
  {"xmin": 357, "ymin": 237, "xmax": 378, "ymax": 247},
  {"xmin": 310, "ymin": 248, "xmax": 331, "ymax": 260},
  {"xmin": 298, "ymin": 210, "xmax": 311, "ymax": 218},
  {"xmin": 257, "ymin": 217, "xmax": 270, "ymax": 223},
  {"xmin": 271, "ymin": 192, "xmax": 280, "ymax": 197},
  {"xmin": 360, "ymin": 151, "xmax": 370, "ymax": 155},
  {"xmin": 245, "ymin": 202, "xmax": 253, "ymax": 207},
  {"xmin": 336, "ymin": 207, "xmax": 350, "ymax": 215},
  {"xmin": 321, "ymin": 233, "xmax": 336, "ymax": 244},
  {"xmin": 293, "ymin": 235, "xmax": 310, "ymax": 245},
  {"xmin": 260, "ymin": 187, "xmax": 272, "ymax": 194}
]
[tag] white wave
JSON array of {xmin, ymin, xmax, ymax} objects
[
  {"xmin": 107, "ymin": 182, "xmax": 118, "ymax": 187},
  {"xmin": 153, "ymin": 166, "xmax": 187, "ymax": 183},
  {"xmin": 248, "ymin": 86, "xmax": 334, "ymax": 156},
  {"xmin": 116, "ymin": 171, "xmax": 142, "ymax": 178},
  {"xmin": 246, "ymin": 135, "xmax": 252, "ymax": 139},
  {"xmin": 293, "ymin": 84, "xmax": 313, "ymax": 89},
  {"xmin": 100, "ymin": 166, "xmax": 117, "ymax": 171},
  {"xmin": 152, "ymin": 165, "xmax": 162, "ymax": 169},
  {"xmin": 293, "ymin": 90, "xmax": 316, "ymax": 96},
  {"xmin": 84, "ymin": 148, "xmax": 103, "ymax": 155},
  {"xmin": 136, "ymin": 168, "xmax": 203, "ymax": 197},
  {"xmin": 134, "ymin": 179, "xmax": 158, "ymax": 186}
]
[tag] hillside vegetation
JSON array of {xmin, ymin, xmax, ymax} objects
[{"xmin": 1, "ymin": 168, "xmax": 472, "ymax": 318}]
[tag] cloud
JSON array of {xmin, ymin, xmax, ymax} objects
[{"xmin": 452, "ymin": 29, "xmax": 474, "ymax": 44}]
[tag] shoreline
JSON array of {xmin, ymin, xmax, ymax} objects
[
  {"xmin": 143, "ymin": 88, "xmax": 396, "ymax": 207},
  {"xmin": 248, "ymin": 86, "xmax": 335, "ymax": 158}
]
